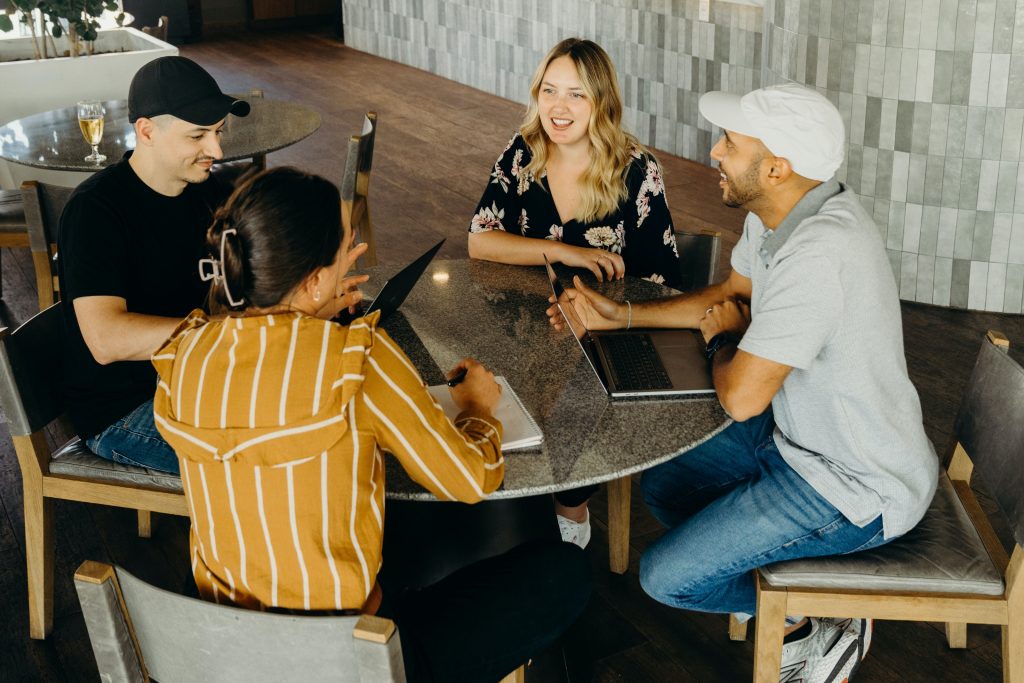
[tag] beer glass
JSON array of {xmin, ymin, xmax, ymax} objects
[{"xmin": 77, "ymin": 101, "xmax": 107, "ymax": 163}]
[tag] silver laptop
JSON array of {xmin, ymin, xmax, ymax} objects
[{"xmin": 544, "ymin": 257, "xmax": 715, "ymax": 398}]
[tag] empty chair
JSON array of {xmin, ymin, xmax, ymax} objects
[
  {"xmin": 341, "ymin": 111, "xmax": 378, "ymax": 267},
  {"xmin": 20, "ymin": 180, "xmax": 73, "ymax": 311},
  {"xmin": 605, "ymin": 228, "xmax": 723, "ymax": 575},
  {"xmin": 140, "ymin": 15, "xmax": 169, "ymax": 42},
  {"xmin": 674, "ymin": 229, "xmax": 721, "ymax": 291},
  {"xmin": 0, "ymin": 304, "xmax": 185, "ymax": 639},
  {"xmin": 730, "ymin": 330, "xmax": 1023, "ymax": 682},
  {"xmin": 75, "ymin": 560, "xmax": 407, "ymax": 682},
  {"xmin": 0, "ymin": 188, "xmax": 29, "ymax": 300}
]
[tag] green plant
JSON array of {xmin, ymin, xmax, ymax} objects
[{"xmin": 0, "ymin": 0, "xmax": 124, "ymax": 59}]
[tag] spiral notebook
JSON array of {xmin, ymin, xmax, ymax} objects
[{"xmin": 428, "ymin": 376, "xmax": 543, "ymax": 451}]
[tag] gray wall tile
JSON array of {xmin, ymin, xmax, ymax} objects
[{"xmin": 344, "ymin": 0, "xmax": 1024, "ymax": 312}]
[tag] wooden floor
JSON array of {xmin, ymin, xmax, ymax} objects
[{"xmin": 1, "ymin": 29, "xmax": 1021, "ymax": 682}]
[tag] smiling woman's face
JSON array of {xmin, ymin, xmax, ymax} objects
[{"xmin": 537, "ymin": 55, "xmax": 592, "ymax": 150}]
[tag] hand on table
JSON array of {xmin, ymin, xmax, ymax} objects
[
  {"xmin": 447, "ymin": 358, "xmax": 501, "ymax": 415},
  {"xmin": 557, "ymin": 244, "xmax": 625, "ymax": 282},
  {"xmin": 546, "ymin": 275, "xmax": 626, "ymax": 335}
]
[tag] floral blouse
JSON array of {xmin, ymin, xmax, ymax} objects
[{"xmin": 469, "ymin": 133, "xmax": 681, "ymax": 289}]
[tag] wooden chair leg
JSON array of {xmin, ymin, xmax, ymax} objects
[
  {"xmin": 752, "ymin": 579, "xmax": 787, "ymax": 683},
  {"xmin": 498, "ymin": 664, "xmax": 525, "ymax": 683},
  {"xmin": 1005, "ymin": 547, "xmax": 1024, "ymax": 683},
  {"xmin": 946, "ymin": 622, "xmax": 967, "ymax": 648},
  {"xmin": 137, "ymin": 510, "xmax": 152, "ymax": 539},
  {"xmin": 729, "ymin": 612, "xmax": 749, "ymax": 641},
  {"xmin": 25, "ymin": 492, "xmax": 55, "ymax": 639},
  {"xmin": 606, "ymin": 475, "xmax": 631, "ymax": 574}
]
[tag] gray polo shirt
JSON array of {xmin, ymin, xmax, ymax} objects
[{"xmin": 732, "ymin": 178, "xmax": 938, "ymax": 539}]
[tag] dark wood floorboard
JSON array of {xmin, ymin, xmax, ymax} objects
[{"xmin": 0, "ymin": 28, "xmax": 1019, "ymax": 681}]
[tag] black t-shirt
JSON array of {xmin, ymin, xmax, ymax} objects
[{"xmin": 57, "ymin": 154, "xmax": 230, "ymax": 439}]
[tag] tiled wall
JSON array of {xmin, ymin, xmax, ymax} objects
[
  {"xmin": 765, "ymin": 0, "xmax": 1024, "ymax": 312},
  {"xmin": 343, "ymin": 0, "xmax": 1024, "ymax": 312},
  {"xmin": 342, "ymin": 0, "xmax": 762, "ymax": 162}
]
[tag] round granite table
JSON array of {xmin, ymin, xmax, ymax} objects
[
  {"xmin": 0, "ymin": 96, "xmax": 320, "ymax": 172},
  {"xmin": 369, "ymin": 259, "xmax": 730, "ymax": 571}
]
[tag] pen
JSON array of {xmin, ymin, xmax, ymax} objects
[{"xmin": 447, "ymin": 368, "xmax": 468, "ymax": 387}]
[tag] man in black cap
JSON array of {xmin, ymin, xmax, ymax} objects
[{"xmin": 57, "ymin": 56, "xmax": 249, "ymax": 474}]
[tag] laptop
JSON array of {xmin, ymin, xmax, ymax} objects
[
  {"xmin": 342, "ymin": 239, "xmax": 445, "ymax": 325},
  {"xmin": 544, "ymin": 257, "xmax": 715, "ymax": 398}
]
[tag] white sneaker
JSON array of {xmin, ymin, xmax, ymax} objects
[
  {"xmin": 838, "ymin": 618, "xmax": 872, "ymax": 662},
  {"xmin": 809, "ymin": 619, "xmax": 871, "ymax": 682},
  {"xmin": 556, "ymin": 511, "xmax": 591, "ymax": 549},
  {"xmin": 779, "ymin": 617, "xmax": 845, "ymax": 683}
]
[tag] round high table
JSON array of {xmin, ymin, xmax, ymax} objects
[
  {"xmin": 0, "ymin": 97, "xmax": 320, "ymax": 172},
  {"xmin": 368, "ymin": 259, "xmax": 730, "ymax": 574}
]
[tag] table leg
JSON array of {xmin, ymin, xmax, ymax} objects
[{"xmin": 607, "ymin": 475, "xmax": 631, "ymax": 574}]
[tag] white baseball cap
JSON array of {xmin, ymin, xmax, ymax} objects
[{"xmin": 698, "ymin": 83, "xmax": 845, "ymax": 182}]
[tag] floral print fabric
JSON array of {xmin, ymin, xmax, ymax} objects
[{"xmin": 470, "ymin": 133, "xmax": 682, "ymax": 289}]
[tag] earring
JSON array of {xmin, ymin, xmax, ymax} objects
[{"xmin": 313, "ymin": 289, "xmax": 321, "ymax": 302}]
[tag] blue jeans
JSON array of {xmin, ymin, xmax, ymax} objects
[
  {"xmin": 86, "ymin": 399, "xmax": 180, "ymax": 475},
  {"xmin": 639, "ymin": 410, "xmax": 888, "ymax": 615}
]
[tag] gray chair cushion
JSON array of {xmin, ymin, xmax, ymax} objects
[
  {"xmin": 760, "ymin": 475, "xmax": 1005, "ymax": 596},
  {"xmin": 50, "ymin": 437, "xmax": 183, "ymax": 493},
  {"xmin": 0, "ymin": 189, "xmax": 27, "ymax": 230}
]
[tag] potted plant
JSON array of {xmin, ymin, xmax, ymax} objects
[
  {"xmin": 0, "ymin": 0, "xmax": 124, "ymax": 59},
  {"xmin": 0, "ymin": 0, "xmax": 177, "ymax": 188}
]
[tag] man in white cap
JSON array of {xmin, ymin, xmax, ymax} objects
[{"xmin": 545, "ymin": 83, "xmax": 937, "ymax": 682}]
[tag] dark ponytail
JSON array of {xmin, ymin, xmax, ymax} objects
[{"xmin": 205, "ymin": 167, "xmax": 342, "ymax": 312}]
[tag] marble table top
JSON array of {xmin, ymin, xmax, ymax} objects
[
  {"xmin": 0, "ymin": 96, "xmax": 321, "ymax": 172},
  {"xmin": 369, "ymin": 259, "xmax": 731, "ymax": 501}
]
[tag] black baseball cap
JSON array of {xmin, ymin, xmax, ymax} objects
[{"xmin": 128, "ymin": 56, "xmax": 250, "ymax": 125}]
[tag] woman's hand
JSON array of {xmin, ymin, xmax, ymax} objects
[
  {"xmin": 447, "ymin": 358, "xmax": 502, "ymax": 415},
  {"xmin": 555, "ymin": 243, "xmax": 625, "ymax": 282},
  {"xmin": 546, "ymin": 275, "xmax": 626, "ymax": 334}
]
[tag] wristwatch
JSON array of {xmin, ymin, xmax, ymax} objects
[{"xmin": 704, "ymin": 332, "xmax": 740, "ymax": 361}]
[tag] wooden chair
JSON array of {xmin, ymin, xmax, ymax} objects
[
  {"xmin": 727, "ymin": 330, "xmax": 1023, "ymax": 681},
  {"xmin": 75, "ymin": 560, "xmax": 526, "ymax": 682},
  {"xmin": 606, "ymin": 229, "xmax": 723, "ymax": 575},
  {"xmin": 0, "ymin": 188, "xmax": 29, "ymax": 300},
  {"xmin": 341, "ymin": 111, "xmax": 378, "ymax": 268},
  {"xmin": 0, "ymin": 305, "xmax": 186, "ymax": 639},
  {"xmin": 140, "ymin": 15, "xmax": 169, "ymax": 42},
  {"xmin": 20, "ymin": 180, "xmax": 73, "ymax": 312}
]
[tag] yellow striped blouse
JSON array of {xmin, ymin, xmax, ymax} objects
[{"xmin": 152, "ymin": 310, "xmax": 504, "ymax": 612}]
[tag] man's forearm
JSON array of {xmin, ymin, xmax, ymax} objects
[
  {"xmin": 630, "ymin": 281, "xmax": 737, "ymax": 329},
  {"xmin": 74, "ymin": 296, "xmax": 185, "ymax": 364}
]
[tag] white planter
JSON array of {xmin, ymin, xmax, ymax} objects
[{"xmin": 0, "ymin": 27, "xmax": 178, "ymax": 189}]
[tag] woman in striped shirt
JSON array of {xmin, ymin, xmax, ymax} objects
[{"xmin": 152, "ymin": 167, "xmax": 589, "ymax": 681}]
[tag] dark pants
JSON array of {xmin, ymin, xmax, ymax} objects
[
  {"xmin": 388, "ymin": 540, "xmax": 591, "ymax": 683},
  {"xmin": 554, "ymin": 484, "xmax": 598, "ymax": 508}
]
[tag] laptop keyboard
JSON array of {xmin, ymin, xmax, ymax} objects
[{"xmin": 602, "ymin": 334, "xmax": 673, "ymax": 391}]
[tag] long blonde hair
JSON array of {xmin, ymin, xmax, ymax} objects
[{"xmin": 520, "ymin": 38, "xmax": 644, "ymax": 224}]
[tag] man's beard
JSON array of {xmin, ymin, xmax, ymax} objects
[{"xmin": 722, "ymin": 156, "xmax": 763, "ymax": 208}]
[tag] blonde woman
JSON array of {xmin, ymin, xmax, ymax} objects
[
  {"xmin": 468, "ymin": 38, "xmax": 681, "ymax": 547},
  {"xmin": 468, "ymin": 37, "xmax": 680, "ymax": 288}
]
